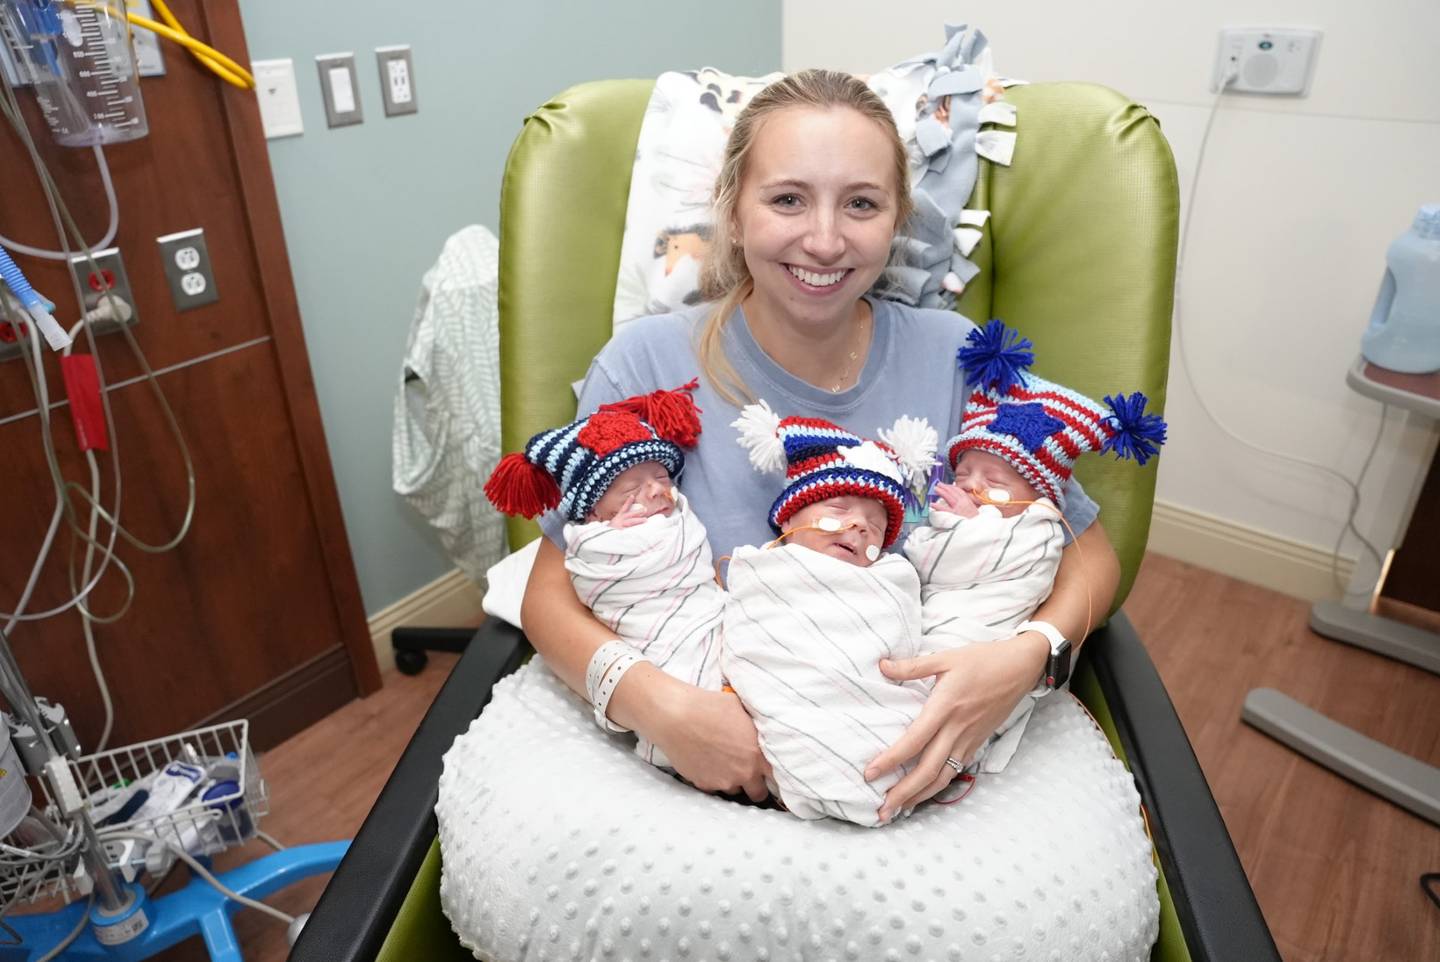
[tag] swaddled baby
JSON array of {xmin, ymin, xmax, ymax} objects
[
  {"xmin": 720, "ymin": 403, "xmax": 938, "ymax": 827},
  {"xmin": 904, "ymin": 319, "xmax": 1168, "ymax": 772},
  {"xmin": 484, "ymin": 380, "xmax": 724, "ymax": 767}
]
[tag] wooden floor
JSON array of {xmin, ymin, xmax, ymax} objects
[
  {"xmin": 150, "ymin": 553, "xmax": 1437, "ymax": 962},
  {"xmin": 1124, "ymin": 555, "xmax": 1440, "ymax": 962}
]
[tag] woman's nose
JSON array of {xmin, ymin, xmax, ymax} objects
[{"xmin": 801, "ymin": 211, "xmax": 844, "ymax": 262}]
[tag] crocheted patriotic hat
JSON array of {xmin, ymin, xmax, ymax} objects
[
  {"xmin": 484, "ymin": 380, "xmax": 703, "ymax": 523},
  {"xmin": 733, "ymin": 401, "xmax": 937, "ymax": 548},
  {"xmin": 946, "ymin": 319, "xmax": 1167, "ymax": 509}
]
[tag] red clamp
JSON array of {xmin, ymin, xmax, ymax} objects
[{"xmin": 60, "ymin": 354, "xmax": 110, "ymax": 452}]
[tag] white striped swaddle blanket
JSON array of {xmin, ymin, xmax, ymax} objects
[
  {"xmin": 903, "ymin": 503, "xmax": 1065, "ymax": 771},
  {"xmin": 721, "ymin": 543, "xmax": 930, "ymax": 827},
  {"xmin": 564, "ymin": 494, "xmax": 725, "ymax": 765}
]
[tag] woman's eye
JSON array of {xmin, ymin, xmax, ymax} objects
[
  {"xmin": 771, "ymin": 193, "xmax": 802, "ymax": 208},
  {"xmin": 848, "ymin": 196, "xmax": 878, "ymax": 211}
]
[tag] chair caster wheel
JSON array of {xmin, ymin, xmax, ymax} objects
[{"xmin": 395, "ymin": 649, "xmax": 429, "ymax": 675}]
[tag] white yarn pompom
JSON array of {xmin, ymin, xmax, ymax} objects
[
  {"xmin": 731, "ymin": 400, "xmax": 785, "ymax": 474},
  {"xmin": 840, "ymin": 441, "xmax": 905, "ymax": 485},
  {"xmin": 877, "ymin": 416, "xmax": 939, "ymax": 484}
]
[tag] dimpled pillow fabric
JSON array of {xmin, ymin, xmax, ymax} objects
[{"xmin": 437, "ymin": 658, "xmax": 1159, "ymax": 962}]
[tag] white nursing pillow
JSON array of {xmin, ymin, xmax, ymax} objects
[{"xmin": 437, "ymin": 659, "xmax": 1159, "ymax": 962}]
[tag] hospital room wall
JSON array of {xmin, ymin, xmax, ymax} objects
[
  {"xmin": 785, "ymin": 2, "xmax": 1440, "ymax": 599},
  {"xmin": 237, "ymin": 1, "xmax": 782, "ymax": 614}
]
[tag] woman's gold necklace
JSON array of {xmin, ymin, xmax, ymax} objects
[{"xmin": 830, "ymin": 310, "xmax": 869, "ymax": 393}]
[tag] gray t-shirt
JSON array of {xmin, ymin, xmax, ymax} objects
[{"xmin": 541, "ymin": 296, "xmax": 1098, "ymax": 558}]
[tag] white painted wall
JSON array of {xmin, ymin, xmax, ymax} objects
[{"xmin": 785, "ymin": 1, "xmax": 1440, "ymax": 587}]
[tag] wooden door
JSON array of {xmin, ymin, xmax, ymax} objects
[{"xmin": 0, "ymin": 2, "xmax": 378, "ymax": 751}]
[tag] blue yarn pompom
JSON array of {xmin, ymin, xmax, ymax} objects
[
  {"xmin": 957, "ymin": 319, "xmax": 1034, "ymax": 394},
  {"xmin": 1101, "ymin": 392, "xmax": 1168, "ymax": 465}
]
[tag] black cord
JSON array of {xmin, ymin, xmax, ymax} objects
[{"xmin": 1422, "ymin": 872, "xmax": 1440, "ymax": 912}]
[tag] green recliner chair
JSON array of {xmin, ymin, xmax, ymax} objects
[{"xmin": 292, "ymin": 80, "xmax": 1281, "ymax": 962}]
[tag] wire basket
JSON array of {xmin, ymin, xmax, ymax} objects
[{"xmin": 1, "ymin": 720, "xmax": 267, "ymax": 907}]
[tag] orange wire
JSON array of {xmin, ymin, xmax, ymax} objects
[{"xmin": 716, "ymin": 521, "xmax": 867, "ymax": 584}]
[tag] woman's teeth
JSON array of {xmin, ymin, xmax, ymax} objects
[{"xmin": 788, "ymin": 266, "xmax": 846, "ymax": 287}]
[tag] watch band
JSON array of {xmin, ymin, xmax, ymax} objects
[
  {"xmin": 586, "ymin": 640, "xmax": 644, "ymax": 733},
  {"xmin": 1017, "ymin": 619, "xmax": 1072, "ymax": 693}
]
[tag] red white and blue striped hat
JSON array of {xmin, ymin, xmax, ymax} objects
[
  {"xmin": 484, "ymin": 380, "xmax": 703, "ymax": 522},
  {"xmin": 733, "ymin": 401, "xmax": 937, "ymax": 548},
  {"xmin": 946, "ymin": 320, "xmax": 1167, "ymax": 509}
]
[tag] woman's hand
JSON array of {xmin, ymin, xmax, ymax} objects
[
  {"xmin": 865, "ymin": 633, "xmax": 1048, "ymax": 822},
  {"xmin": 640, "ymin": 674, "xmax": 772, "ymax": 802}
]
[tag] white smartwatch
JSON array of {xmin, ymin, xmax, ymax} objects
[{"xmin": 1017, "ymin": 619, "xmax": 1072, "ymax": 694}]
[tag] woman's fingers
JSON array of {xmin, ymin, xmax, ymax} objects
[
  {"xmin": 877, "ymin": 652, "xmax": 945, "ymax": 682},
  {"xmin": 742, "ymin": 775, "xmax": 770, "ymax": 803},
  {"xmin": 877, "ymin": 736, "xmax": 960, "ymax": 821},
  {"xmin": 864, "ymin": 699, "xmax": 948, "ymax": 780},
  {"xmin": 909, "ymin": 768, "xmax": 956, "ymax": 810}
]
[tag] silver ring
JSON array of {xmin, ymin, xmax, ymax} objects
[{"xmin": 944, "ymin": 757, "xmax": 964, "ymax": 776}]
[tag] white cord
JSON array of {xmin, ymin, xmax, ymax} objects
[
  {"xmin": 255, "ymin": 830, "xmax": 287, "ymax": 852},
  {"xmin": 81, "ymin": 450, "xmax": 116, "ymax": 751},
  {"xmin": 101, "ymin": 831, "xmax": 298, "ymax": 927},
  {"xmin": 0, "ymin": 70, "xmax": 196, "ymax": 757},
  {"xmin": 0, "ymin": 322, "xmax": 132, "ymax": 627},
  {"xmin": 1174, "ymin": 63, "xmax": 1387, "ymax": 576},
  {"xmin": 0, "ymin": 144, "xmax": 118, "ymax": 259},
  {"xmin": 1332, "ymin": 402, "xmax": 1389, "ymax": 595},
  {"xmin": 32, "ymin": 891, "xmax": 94, "ymax": 962}
]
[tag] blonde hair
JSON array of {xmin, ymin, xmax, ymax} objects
[{"xmin": 697, "ymin": 69, "xmax": 914, "ymax": 406}]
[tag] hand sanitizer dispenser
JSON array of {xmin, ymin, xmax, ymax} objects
[{"xmin": 1361, "ymin": 204, "xmax": 1440, "ymax": 374}]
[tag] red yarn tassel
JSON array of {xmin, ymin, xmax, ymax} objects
[
  {"xmin": 484, "ymin": 452, "xmax": 560, "ymax": 518},
  {"xmin": 600, "ymin": 378, "xmax": 703, "ymax": 448}
]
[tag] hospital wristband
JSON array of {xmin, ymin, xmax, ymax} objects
[{"xmin": 586, "ymin": 640, "xmax": 645, "ymax": 733}]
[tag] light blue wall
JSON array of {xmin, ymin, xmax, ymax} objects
[{"xmin": 237, "ymin": 2, "xmax": 781, "ymax": 613}]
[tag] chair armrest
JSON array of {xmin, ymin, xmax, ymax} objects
[
  {"xmin": 291, "ymin": 619, "xmax": 530, "ymax": 962},
  {"xmin": 1085, "ymin": 612, "xmax": 1281, "ymax": 962}
]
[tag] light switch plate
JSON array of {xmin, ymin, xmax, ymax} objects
[
  {"xmin": 316, "ymin": 52, "xmax": 363, "ymax": 127},
  {"xmin": 376, "ymin": 45, "xmax": 418, "ymax": 117},
  {"xmin": 156, "ymin": 228, "xmax": 219, "ymax": 311},
  {"xmin": 253, "ymin": 58, "xmax": 304, "ymax": 138}
]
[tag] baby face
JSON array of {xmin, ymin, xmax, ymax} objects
[
  {"xmin": 944, "ymin": 450, "xmax": 1040, "ymax": 518},
  {"xmin": 781, "ymin": 495, "xmax": 887, "ymax": 566},
  {"xmin": 589, "ymin": 462, "xmax": 677, "ymax": 527}
]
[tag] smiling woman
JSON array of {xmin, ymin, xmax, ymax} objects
[
  {"xmin": 698, "ymin": 71, "xmax": 915, "ymax": 405},
  {"xmin": 523, "ymin": 67, "xmax": 1120, "ymax": 815}
]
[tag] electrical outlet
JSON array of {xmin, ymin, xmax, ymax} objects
[
  {"xmin": 156, "ymin": 228, "xmax": 219, "ymax": 311},
  {"xmin": 376, "ymin": 45, "xmax": 417, "ymax": 116},
  {"xmin": 316, "ymin": 52, "xmax": 363, "ymax": 128},
  {"xmin": 0, "ymin": 286, "xmax": 37, "ymax": 362},
  {"xmin": 0, "ymin": 247, "xmax": 139, "ymax": 362},
  {"xmin": 68, "ymin": 247, "xmax": 140, "ymax": 332}
]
